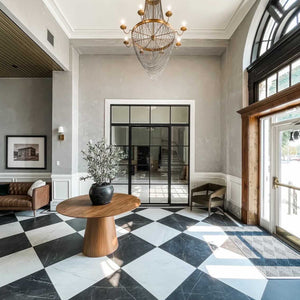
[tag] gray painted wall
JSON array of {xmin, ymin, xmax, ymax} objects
[
  {"xmin": 0, "ymin": 78, "xmax": 52, "ymax": 172},
  {"xmin": 78, "ymin": 55, "xmax": 222, "ymax": 173},
  {"xmin": 221, "ymin": 2, "xmax": 259, "ymax": 178}
]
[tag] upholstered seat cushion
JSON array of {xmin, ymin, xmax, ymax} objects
[{"xmin": 0, "ymin": 195, "xmax": 32, "ymax": 208}]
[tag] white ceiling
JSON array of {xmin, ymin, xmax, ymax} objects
[{"xmin": 43, "ymin": 0, "xmax": 256, "ymax": 40}]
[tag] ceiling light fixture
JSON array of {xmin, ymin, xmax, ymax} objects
[{"xmin": 120, "ymin": 0, "xmax": 187, "ymax": 79}]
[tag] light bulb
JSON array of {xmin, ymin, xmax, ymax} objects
[
  {"xmin": 177, "ymin": 37, "xmax": 181, "ymax": 42},
  {"xmin": 120, "ymin": 19, "xmax": 125, "ymax": 25},
  {"xmin": 167, "ymin": 5, "xmax": 172, "ymax": 11},
  {"xmin": 139, "ymin": 4, "xmax": 143, "ymax": 9},
  {"xmin": 124, "ymin": 36, "xmax": 129, "ymax": 41},
  {"xmin": 182, "ymin": 21, "xmax": 187, "ymax": 27}
]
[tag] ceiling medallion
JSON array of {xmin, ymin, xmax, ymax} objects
[{"xmin": 120, "ymin": 0, "xmax": 187, "ymax": 79}]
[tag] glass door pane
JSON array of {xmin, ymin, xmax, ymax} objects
[{"xmin": 277, "ymin": 124, "xmax": 300, "ymax": 239}]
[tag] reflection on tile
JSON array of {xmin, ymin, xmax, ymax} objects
[
  {"xmin": 26, "ymin": 222, "xmax": 76, "ymax": 246},
  {"xmin": 133, "ymin": 222, "xmax": 180, "ymax": 246},
  {"xmin": 78, "ymin": 225, "xmax": 129, "ymax": 239},
  {"xmin": 72, "ymin": 269, "xmax": 156, "ymax": 300},
  {"xmin": 123, "ymin": 248, "xmax": 195, "ymax": 300},
  {"xmin": 136, "ymin": 208, "xmax": 173, "ymax": 221},
  {"xmin": 0, "ymin": 248, "xmax": 43, "ymax": 287},
  {"xmin": 46, "ymin": 253, "xmax": 119, "ymax": 300},
  {"xmin": 199, "ymin": 247, "xmax": 267, "ymax": 300},
  {"xmin": 115, "ymin": 214, "xmax": 153, "ymax": 232},
  {"xmin": 0, "ymin": 269, "xmax": 60, "ymax": 299},
  {"xmin": 0, "ymin": 213, "xmax": 17, "ymax": 225},
  {"xmin": 20, "ymin": 214, "xmax": 62, "ymax": 231},
  {"xmin": 185, "ymin": 221, "xmax": 228, "ymax": 247},
  {"xmin": 0, "ymin": 233, "xmax": 31, "ymax": 258},
  {"xmin": 158, "ymin": 214, "xmax": 198, "ymax": 232},
  {"xmin": 15, "ymin": 209, "xmax": 50, "ymax": 221},
  {"xmin": 34, "ymin": 233, "xmax": 83, "ymax": 267},
  {"xmin": 0, "ymin": 221, "xmax": 23, "ymax": 239},
  {"xmin": 114, "ymin": 211, "xmax": 133, "ymax": 220},
  {"xmin": 66, "ymin": 218, "xmax": 87, "ymax": 231},
  {"xmin": 176, "ymin": 207, "xmax": 208, "ymax": 221},
  {"xmin": 167, "ymin": 269, "xmax": 251, "ymax": 300},
  {"xmin": 57, "ymin": 213, "xmax": 74, "ymax": 221},
  {"xmin": 160, "ymin": 233, "xmax": 214, "ymax": 267}
]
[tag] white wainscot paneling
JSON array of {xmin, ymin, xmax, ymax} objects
[
  {"xmin": 51, "ymin": 175, "xmax": 72, "ymax": 211},
  {"xmin": 226, "ymin": 175, "xmax": 242, "ymax": 218}
]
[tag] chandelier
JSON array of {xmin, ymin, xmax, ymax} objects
[{"xmin": 120, "ymin": 0, "xmax": 187, "ymax": 78}]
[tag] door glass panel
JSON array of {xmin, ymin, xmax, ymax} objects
[
  {"xmin": 150, "ymin": 127, "xmax": 168, "ymax": 146},
  {"xmin": 112, "ymin": 165, "xmax": 128, "ymax": 184},
  {"xmin": 278, "ymin": 66, "xmax": 290, "ymax": 92},
  {"xmin": 171, "ymin": 185, "xmax": 188, "ymax": 204},
  {"xmin": 267, "ymin": 74, "xmax": 277, "ymax": 97},
  {"xmin": 278, "ymin": 127, "xmax": 300, "ymax": 238},
  {"xmin": 132, "ymin": 127, "xmax": 149, "ymax": 145},
  {"xmin": 171, "ymin": 147, "xmax": 189, "ymax": 165},
  {"xmin": 150, "ymin": 185, "xmax": 168, "ymax": 203},
  {"xmin": 172, "ymin": 127, "xmax": 189, "ymax": 146},
  {"xmin": 171, "ymin": 165, "xmax": 189, "ymax": 184},
  {"xmin": 151, "ymin": 106, "xmax": 170, "ymax": 123},
  {"xmin": 131, "ymin": 106, "xmax": 150, "ymax": 123},
  {"xmin": 132, "ymin": 185, "xmax": 149, "ymax": 203},
  {"xmin": 112, "ymin": 106, "xmax": 129, "ymax": 123},
  {"xmin": 113, "ymin": 185, "xmax": 129, "ymax": 194},
  {"xmin": 171, "ymin": 106, "xmax": 189, "ymax": 124},
  {"xmin": 291, "ymin": 59, "xmax": 300, "ymax": 86},
  {"xmin": 111, "ymin": 126, "xmax": 129, "ymax": 145},
  {"xmin": 259, "ymin": 80, "xmax": 266, "ymax": 100}
]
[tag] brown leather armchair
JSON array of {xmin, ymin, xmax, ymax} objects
[
  {"xmin": 191, "ymin": 183, "xmax": 226, "ymax": 216},
  {"xmin": 0, "ymin": 182, "xmax": 50, "ymax": 217}
]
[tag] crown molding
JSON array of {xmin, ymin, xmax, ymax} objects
[{"xmin": 43, "ymin": 0, "xmax": 256, "ymax": 41}]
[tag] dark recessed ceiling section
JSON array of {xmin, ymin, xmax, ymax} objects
[{"xmin": 0, "ymin": 9, "xmax": 63, "ymax": 78}]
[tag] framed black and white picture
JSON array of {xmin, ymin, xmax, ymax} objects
[{"xmin": 6, "ymin": 136, "xmax": 46, "ymax": 169}]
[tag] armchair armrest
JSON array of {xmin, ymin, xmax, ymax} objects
[
  {"xmin": 191, "ymin": 184, "xmax": 209, "ymax": 195},
  {"xmin": 32, "ymin": 184, "xmax": 50, "ymax": 210},
  {"xmin": 209, "ymin": 187, "xmax": 226, "ymax": 199}
]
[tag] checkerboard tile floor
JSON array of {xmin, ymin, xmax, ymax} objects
[{"xmin": 0, "ymin": 207, "xmax": 300, "ymax": 300}]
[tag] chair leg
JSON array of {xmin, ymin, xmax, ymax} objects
[
  {"xmin": 208, "ymin": 206, "xmax": 211, "ymax": 216},
  {"xmin": 33, "ymin": 210, "xmax": 36, "ymax": 218}
]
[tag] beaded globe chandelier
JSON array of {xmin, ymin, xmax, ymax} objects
[{"xmin": 120, "ymin": 0, "xmax": 187, "ymax": 78}]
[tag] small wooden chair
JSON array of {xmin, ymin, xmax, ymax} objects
[{"xmin": 191, "ymin": 183, "xmax": 226, "ymax": 216}]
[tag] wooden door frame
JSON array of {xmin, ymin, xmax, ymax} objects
[{"xmin": 238, "ymin": 83, "xmax": 300, "ymax": 225}]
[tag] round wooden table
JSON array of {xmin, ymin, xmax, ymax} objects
[{"xmin": 56, "ymin": 193, "xmax": 140, "ymax": 257}]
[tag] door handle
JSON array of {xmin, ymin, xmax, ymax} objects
[{"xmin": 273, "ymin": 176, "xmax": 300, "ymax": 191}]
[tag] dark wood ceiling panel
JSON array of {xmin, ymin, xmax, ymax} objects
[{"xmin": 0, "ymin": 9, "xmax": 63, "ymax": 77}]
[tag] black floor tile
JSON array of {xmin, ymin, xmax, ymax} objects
[
  {"xmin": 160, "ymin": 233, "xmax": 214, "ymax": 267},
  {"xmin": 0, "ymin": 233, "xmax": 31, "ymax": 258},
  {"xmin": 66, "ymin": 218, "xmax": 87, "ymax": 231},
  {"xmin": 20, "ymin": 214, "xmax": 63, "ymax": 231},
  {"xmin": 108, "ymin": 233, "xmax": 155, "ymax": 267},
  {"xmin": 115, "ymin": 214, "xmax": 153, "ymax": 232},
  {"xmin": 34, "ymin": 232, "xmax": 83, "ymax": 267},
  {"xmin": 167, "ymin": 269, "xmax": 252, "ymax": 300},
  {"xmin": 0, "ymin": 269, "xmax": 60, "ymax": 300},
  {"xmin": 162, "ymin": 208, "xmax": 184, "ymax": 213},
  {"xmin": 71, "ymin": 269, "xmax": 156, "ymax": 300},
  {"xmin": 158, "ymin": 214, "xmax": 198, "ymax": 232},
  {"xmin": 0, "ymin": 213, "xmax": 18, "ymax": 225},
  {"xmin": 132, "ymin": 207, "xmax": 147, "ymax": 213},
  {"xmin": 262, "ymin": 279, "xmax": 300, "ymax": 300},
  {"xmin": 203, "ymin": 213, "xmax": 237, "ymax": 227}
]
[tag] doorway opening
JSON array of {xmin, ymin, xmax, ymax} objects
[
  {"xmin": 260, "ymin": 106, "xmax": 300, "ymax": 248},
  {"xmin": 109, "ymin": 104, "xmax": 190, "ymax": 205}
]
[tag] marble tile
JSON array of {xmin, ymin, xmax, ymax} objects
[
  {"xmin": 0, "ymin": 221, "xmax": 23, "ymax": 239},
  {"xmin": 184, "ymin": 221, "xmax": 228, "ymax": 247},
  {"xmin": 15, "ymin": 209, "xmax": 50, "ymax": 221},
  {"xmin": 0, "ymin": 233, "xmax": 31, "ymax": 258},
  {"xmin": 34, "ymin": 232, "xmax": 83, "ymax": 267},
  {"xmin": 158, "ymin": 214, "xmax": 199, "ymax": 232},
  {"xmin": 0, "ymin": 213, "xmax": 17, "ymax": 225},
  {"xmin": 78, "ymin": 225, "xmax": 129, "ymax": 238},
  {"xmin": 20, "ymin": 214, "xmax": 62, "ymax": 231},
  {"xmin": 262, "ymin": 279, "xmax": 300, "ymax": 300},
  {"xmin": 160, "ymin": 233, "xmax": 215, "ymax": 267},
  {"xmin": 123, "ymin": 248, "xmax": 195, "ymax": 300},
  {"xmin": 176, "ymin": 208, "xmax": 208, "ymax": 221},
  {"xmin": 167, "ymin": 269, "xmax": 252, "ymax": 300},
  {"xmin": 109, "ymin": 234, "xmax": 155, "ymax": 267},
  {"xmin": 203, "ymin": 213, "xmax": 238, "ymax": 227},
  {"xmin": 71, "ymin": 269, "xmax": 156, "ymax": 300},
  {"xmin": 26, "ymin": 221, "xmax": 76, "ymax": 246},
  {"xmin": 115, "ymin": 213, "xmax": 153, "ymax": 232},
  {"xmin": 0, "ymin": 269, "xmax": 60, "ymax": 300},
  {"xmin": 57, "ymin": 213, "xmax": 75, "ymax": 221},
  {"xmin": 199, "ymin": 247, "xmax": 268, "ymax": 300},
  {"xmin": 66, "ymin": 218, "xmax": 87, "ymax": 231},
  {"xmin": 162, "ymin": 207, "xmax": 185, "ymax": 213},
  {"xmin": 46, "ymin": 253, "xmax": 120, "ymax": 300},
  {"xmin": 114, "ymin": 211, "xmax": 133, "ymax": 220},
  {"xmin": 133, "ymin": 222, "xmax": 180, "ymax": 247},
  {"xmin": 0, "ymin": 248, "xmax": 43, "ymax": 287},
  {"xmin": 132, "ymin": 207, "xmax": 147, "ymax": 213},
  {"xmin": 136, "ymin": 208, "xmax": 173, "ymax": 221}
]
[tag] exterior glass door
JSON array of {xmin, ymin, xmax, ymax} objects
[
  {"xmin": 110, "ymin": 104, "xmax": 190, "ymax": 205},
  {"xmin": 275, "ymin": 123, "xmax": 300, "ymax": 239}
]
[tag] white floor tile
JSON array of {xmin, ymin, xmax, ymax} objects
[
  {"xmin": 176, "ymin": 208, "xmax": 208, "ymax": 221},
  {"xmin": 0, "ymin": 221, "xmax": 23, "ymax": 239},
  {"xmin": 114, "ymin": 211, "xmax": 133, "ymax": 220},
  {"xmin": 78, "ymin": 225, "xmax": 128, "ymax": 238},
  {"xmin": 136, "ymin": 208, "xmax": 173, "ymax": 221},
  {"xmin": 25, "ymin": 222, "xmax": 76, "ymax": 246},
  {"xmin": 46, "ymin": 253, "xmax": 119, "ymax": 300},
  {"xmin": 123, "ymin": 248, "xmax": 195, "ymax": 300},
  {"xmin": 132, "ymin": 222, "xmax": 180, "ymax": 246},
  {"xmin": 199, "ymin": 247, "xmax": 267, "ymax": 300},
  {"xmin": 184, "ymin": 221, "xmax": 228, "ymax": 247},
  {"xmin": 15, "ymin": 209, "xmax": 51, "ymax": 221},
  {"xmin": 0, "ymin": 248, "xmax": 43, "ymax": 287},
  {"xmin": 56, "ymin": 213, "xmax": 74, "ymax": 221}
]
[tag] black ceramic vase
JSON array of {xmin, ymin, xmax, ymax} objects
[{"xmin": 89, "ymin": 184, "xmax": 114, "ymax": 205}]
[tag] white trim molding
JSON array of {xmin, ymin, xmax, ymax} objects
[{"xmin": 0, "ymin": 172, "xmax": 51, "ymax": 183}]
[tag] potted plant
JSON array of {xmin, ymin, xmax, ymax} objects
[{"xmin": 80, "ymin": 139, "xmax": 125, "ymax": 205}]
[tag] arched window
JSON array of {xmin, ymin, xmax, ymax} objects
[
  {"xmin": 252, "ymin": 0, "xmax": 300, "ymax": 62},
  {"xmin": 248, "ymin": 0, "xmax": 300, "ymax": 104}
]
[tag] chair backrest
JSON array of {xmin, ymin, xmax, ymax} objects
[
  {"xmin": 207, "ymin": 183, "xmax": 225, "ymax": 192},
  {"xmin": 9, "ymin": 182, "xmax": 32, "ymax": 195}
]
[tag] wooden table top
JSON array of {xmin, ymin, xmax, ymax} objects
[{"xmin": 56, "ymin": 193, "xmax": 141, "ymax": 219}]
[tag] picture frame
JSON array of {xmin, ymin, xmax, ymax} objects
[{"xmin": 6, "ymin": 135, "xmax": 47, "ymax": 169}]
